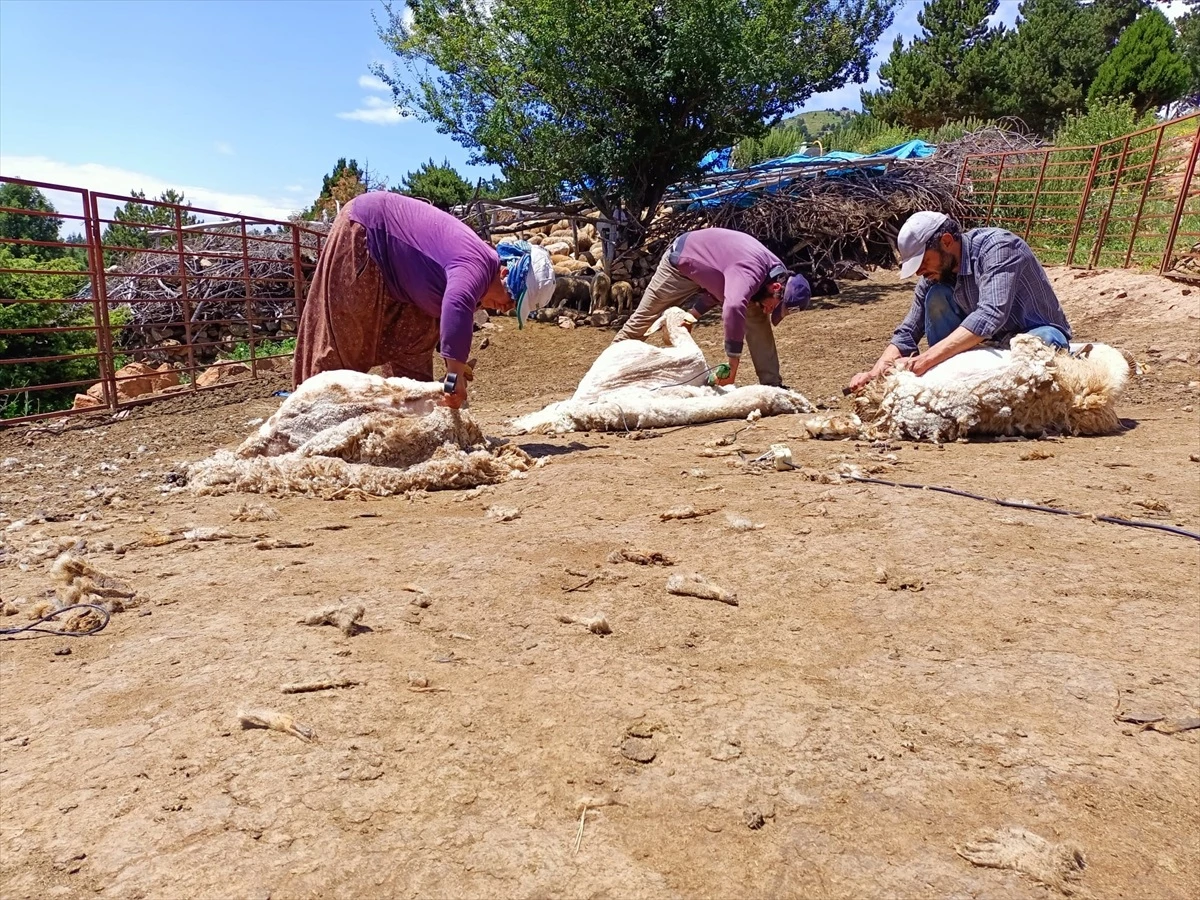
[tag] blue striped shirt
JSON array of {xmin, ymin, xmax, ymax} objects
[{"xmin": 891, "ymin": 228, "xmax": 1072, "ymax": 355}]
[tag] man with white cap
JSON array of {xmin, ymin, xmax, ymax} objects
[
  {"xmin": 294, "ymin": 192, "xmax": 555, "ymax": 408},
  {"xmin": 612, "ymin": 227, "xmax": 812, "ymax": 388},
  {"xmin": 847, "ymin": 212, "xmax": 1072, "ymax": 393}
]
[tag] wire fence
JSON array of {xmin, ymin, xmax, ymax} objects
[
  {"xmin": 956, "ymin": 112, "xmax": 1200, "ymax": 275},
  {"xmin": 1, "ymin": 178, "xmax": 324, "ymax": 424}
]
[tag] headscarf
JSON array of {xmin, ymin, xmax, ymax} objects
[{"xmin": 496, "ymin": 241, "xmax": 556, "ymax": 328}]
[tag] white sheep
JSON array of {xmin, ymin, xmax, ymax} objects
[
  {"xmin": 511, "ymin": 307, "xmax": 816, "ymax": 435},
  {"xmin": 188, "ymin": 371, "xmax": 532, "ymax": 497},
  {"xmin": 572, "ymin": 306, "xmax": 709, "ymax": 403},
  {"xmin": 856, "ymin": 336, "xmax": 1130, "ymax": 442}
]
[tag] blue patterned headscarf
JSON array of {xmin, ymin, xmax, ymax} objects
[{"xmin": 495, "ymin": 240, "xmax": 556, "ymax": 328}]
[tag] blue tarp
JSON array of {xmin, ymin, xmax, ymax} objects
[{"xmin": 674, "ymin": 139, "xmax": 937, "ymax": 210}]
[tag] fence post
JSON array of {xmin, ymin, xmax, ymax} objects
[
  {"xmin": 291, "ymin": 226, "xmax": 306, "ymax": 332},
  {"xmin": 1160, "ymin": 120, "xmax": 1200, "ymax": 276},
  {"xmin": 985, "ymin": 154, "xmax": 1007, "ymax": 225},
  {"xmin": 86, "ymin": 192, "xmax": 119, "ymax": 410},
  {"xmin": 1125, "ymin": 124, "xmax": 1166, "ymax": 269},
  {"xmin": 240, "ymin": 220, "xmax": 255, "ymax": 377},
  {"xmin": 1023, "ymin": 152, "xmax": 1050, "ymax": 242},
  {"xmin": 1067, "ymin": 145, "xmax": 1102, "ymax": 267},
  {"xmin": 1090, "ymin": 136, "xmax": 1131, "ymax": 269},
  {"xmin": 175, "ymin": 206, "xmax": 198, "ymax": 391}
]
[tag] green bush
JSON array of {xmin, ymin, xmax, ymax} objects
[
  {"xmin": 730, "ymin": 125, "xmax": 810, "ymax": 168},
  {"xmin": 219, "ymin": 336, "xmax": 296, "ymax": 362},
  {"xmin": 1053, "ymin": 97, "xmax": 1156, "ymax": 148},
  {"xmin": 0, "ymin": 248, "xmax": 95, "ymax": 417}
]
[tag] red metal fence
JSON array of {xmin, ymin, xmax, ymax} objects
[
  {"xmin": 957, "ymin": 112, "xmax": 1200, "ymax": 275},
  {"xmin": 1, "ymin": 177, "xmax": 324, "ymax": 425},
  {"xmin": 5, "ymin": 116, "xmax": 1199, "ymax": 424}
]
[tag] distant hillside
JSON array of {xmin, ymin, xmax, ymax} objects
[
  {"xmin": 780, "ymin": 108, "xmax": 855, "ymax": 136},
  {"xmin": 730, "ymin": 108, "xmax": 856, "ymax": 168}
]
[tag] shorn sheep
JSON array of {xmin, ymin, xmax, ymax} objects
[
  {"xmin": 512, "ymin": 307, "xmax": 822, "ymax": 435},
  {"xmin": 188, "ymin": 371, "xmax": 532, "ymax": 498},
  {"xmin": 855, "ymin": 335, "xmax": 1130, "ymax": 443}
]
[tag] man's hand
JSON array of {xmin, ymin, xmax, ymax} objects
[
  {"xmin": 712, "ymin": 357, "xmax": 739, "ymax": 386},
  {"xmin": 891, "ymin": 354, "xmax": 932, "ymax": 376},
  {"xmin": 847, "ymin": 369, "xmax": 877, "ymax": 393}
]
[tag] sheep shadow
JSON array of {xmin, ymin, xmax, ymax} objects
[{"xmin": 515, "ymin": 440, "xmax": 602, "ymax": 459}]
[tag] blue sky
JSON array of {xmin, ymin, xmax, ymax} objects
[{"xmin": 0, "ymin": 1, "xmax": 1185, "ymax": 224}]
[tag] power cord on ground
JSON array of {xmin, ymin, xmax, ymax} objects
[
  {"xmin": 846, "ymin": 475, "xmax": 1200, "ymax": 542},
  {"xmin": 0, "ymin": 604, "xmax": 111, "ymax": 639}
]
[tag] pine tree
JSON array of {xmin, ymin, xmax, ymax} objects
[
  {"xmin": 1089, "ymin": 7, "xmax": 1190, "ymax": 113},
  {"xmin": 0, "ymin": 183, "xmax": 64, "ymax": 262},
  {"xmin": 1174, "ymin": 0, "xmax": 1200, "ymax": 109},
  {"xmin": 102, "ymin": 190, "xmax": 200, "ymax": 262},
  {"xmin": 1000, "ymin": 0, "xmax": 1147, "ymax": 133},
  {"xmin": 304, "ymin": 159, "xmax": 386, "ymax": 220},
  {"xmin": 862, "ymin": 0, "xmax": 1006, "ymax": 130},
  {"xmin": 394, "ymin": 158, "xmax": 474, "ymax": 211}
]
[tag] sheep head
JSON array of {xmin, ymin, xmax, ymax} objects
[{"xmin": 645, "ymin": 307, "xmax": 699, "ymax": 342}]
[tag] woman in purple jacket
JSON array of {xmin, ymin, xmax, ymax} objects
[{"xmin": 293, "ymin": 192, "xmax": 554, "ymax": 408}]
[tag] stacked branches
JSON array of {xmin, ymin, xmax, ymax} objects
[
  {"xmin": 643, "ymin": 126, "xmax": 1041, "ymax": 287},
  {"xmin": 76, "ymin": 226, "xmax": 326, "ymax": 350}
]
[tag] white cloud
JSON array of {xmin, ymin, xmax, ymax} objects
[
  {"xmin": 215, "ymin": 141, "xmax": 235, "ymax": 156},
  {"xmin": 337, "ymin": 94, "xmax": 407, "ymax": 126},
  {"xmin": 358, "ymin": 74, "xmax": 389, "ymax": 92},
  {"xmin": 0, "ymin": 154, "xmax": 300, "ymax": 223},
  {"xmin": 284, "ymin": 184, "xmax": 306, "ymax": 193}
]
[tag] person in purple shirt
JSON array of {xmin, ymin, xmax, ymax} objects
[
  {"xmin": 848, "ymin": 211, "xmax": 1072, "ymax": 393},
  {"xmin": 294, "ymin": 192, "xmax": 555, "ymax": 408},
  {"xmin": 612, "ymin": 228, "xmax": 811, "ymax": 387}
]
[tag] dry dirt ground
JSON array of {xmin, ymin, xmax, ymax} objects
[{"xmin": 2, "ymin": 268, "xmax": 1198, "ymax": 900}]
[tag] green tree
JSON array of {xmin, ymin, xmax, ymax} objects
[
  {"xmin": 862, "ymin": 0, "xmax": 1008, "ymax": 130},
  {"xmin": 1174, "ymin": 1, "xmax": 1200, "ymax": 109},
  {"xmin": 305, "ymin": 158, "xmax": 367, "ymax": 220},
  {"xmin": 1000, "ymin": 0, "xmax": 1148, "ymax": 133},
  {"xmin": 375, "ymin": 0, "xmax": 898, "ymax": 238},
  {"xmin": 304, "ymin": 159, "xmax": 391, "ymax": 220},
  {"xmin": 1089, "ymin": 7, "xmax": 1190, "ymax": 113},
  {"xmin": 0, "ymin": 243, "xmax": 95, "ymax": 417},
  {"xmin": 102, "ymin": 189, "xmax": 200, "ymax": 262},
  {"xmin": 0, "ymin": 183, "xmax": 65, "ymax": 262},
  {"xmin": 395, "ymin": 158, "xmax": 474, "ymax": 210}
]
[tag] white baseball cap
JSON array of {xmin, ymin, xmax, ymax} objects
[{"xmin": 897, "ymin": 211, "xmax": 949, "ymax": 279}]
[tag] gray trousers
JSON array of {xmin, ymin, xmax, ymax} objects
[{"xmin": 613, "ymin": 251, "xmax": 783, "ymax": 386}]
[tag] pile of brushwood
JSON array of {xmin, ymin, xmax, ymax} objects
[{"xmin": 75, "ymin": 225, "xmax": 326, "ymax": 350}]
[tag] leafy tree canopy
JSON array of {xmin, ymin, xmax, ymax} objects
[
  {"xmin": 0, "ymin": 183, "xmax": 65, "ymax": 262},
  {"xmin": 1179, "ymin": 1, "xmax": 1200, "ymax": 109},
  {"xmin": 375, "ymin": 0, "xmax": 899, "ymax": 235}
]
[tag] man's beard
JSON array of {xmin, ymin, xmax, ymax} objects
[{"xmin": 930, "ymin": 249, "xmax": 957, "ymax": 284}]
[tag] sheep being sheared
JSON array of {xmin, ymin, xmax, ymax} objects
[
  {"xmin": 572, "ymin": 307, "xmax": 709, "ymax": 403},
  {"xmin": 511, "ymin": 307, "xmax": 819, "ymax": 435},
  {"xmin": 188, "ymin": 371, "xmax": 532, "ymax": 498},
  {"xmin": 855, "ymin": 336, "xmax": 1129, "ymax": 443}
]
